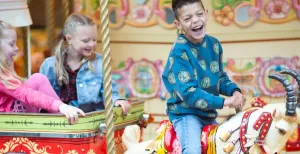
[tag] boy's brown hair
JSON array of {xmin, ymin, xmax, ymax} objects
[{"xmin": 172, "ymin": 0, "xmax": 205, "ymax": 19}]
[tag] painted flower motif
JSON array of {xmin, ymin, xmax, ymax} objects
[
  {"xmin": 178, "ymin": 71, "xmax": 191, "ymax": 83},
  {"xmin": 132, "ymin": 5, "xmax": 151, "ymax": 23},
  {"xmin": 213, "ymin": 5, "xmax": 235, "ymax": 26},
  {"xmin": 168, "ymin": 72, "xmax": 176, "ymax": 84},
  {"xmin": 265, "ymin": 0, "xmax": 290, "ymax": 19},
  {"xmin": 181, "ymin": 52, "xmax": 189, "ymax": 61}
]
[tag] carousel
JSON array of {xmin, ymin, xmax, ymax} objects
[
  {"xmin": 1, "ymin": 0, "xmax": 300, "ymax": 154},
  {"xmin": 0, "ymin": 0, "xmax": 152, "ymax": 154}
]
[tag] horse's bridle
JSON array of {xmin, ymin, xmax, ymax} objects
[{"xmin": 240, "ymin": 109, "xmax": 272, "ymax": 154}]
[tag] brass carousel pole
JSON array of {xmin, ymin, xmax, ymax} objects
[
  {"xmin": 23, "ymin": 1, "xmax": 32, "ymax": 77},
  {"xmin": 62, "ymin": 0, "xmax": 69, "ymax": 21},
  {"xmin": 45, "ymin": 0, "xmax": 56, "ymax": 53},
  {"xmin": 21, "ymin": 26, "xmax": 31, "ymax": 77},
  {"xmin": 99, "ymin": 0, "xmax": 116, "ymax": 153}
]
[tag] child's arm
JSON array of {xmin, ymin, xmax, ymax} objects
[
  {"xmin": 111, "ymin": 81, "xmax": 131, "ymax": 115},
  {"xmin": 216, "ymin": 41, "xmax": 246, "ymax": 109},
  {"xmin": 217, "ymin": 42, "xmax": 241, "ymax": 96},
  {"xmin": 100, "ymin": 80, "xmax": 123, "ymax": 104},
  {"xmin": 111, "ymin": 80, "xmax": 124, "ymax": 103},
  {"xmin": 100, "ymin": 80, "xmax": 130, "ymax": 114},
  {"xmin": 166, "ymin": 49, "xmax": 225, "ymax": 110},
  {"xmin": 0, "ymin": 83, "xmax": 61, "ymax": 112}
]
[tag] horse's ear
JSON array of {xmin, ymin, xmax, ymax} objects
[{"xmin": 272, "ymin": 109, "xmax": 282, "ymax": 121}]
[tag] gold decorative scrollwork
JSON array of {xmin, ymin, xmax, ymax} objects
[
  {"xmin": 21, "ymin": 138, "xmax": 51, "ymax": 154},
  {"xmin": 0, "ymin": 138, "xmax": 20, "ymax": 154},
  {"xmin": 0, "ymin": 137, "xmax": 51, "ymax": 154}
]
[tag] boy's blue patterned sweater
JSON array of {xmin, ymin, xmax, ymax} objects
[{"xmin": 162, "ymin": 34, "xmax": 241, "ymax": 121}]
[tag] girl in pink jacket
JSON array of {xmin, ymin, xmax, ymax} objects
[{"xmin": 0, "ymin": 20, "xmax": 85, "ymax": 124}]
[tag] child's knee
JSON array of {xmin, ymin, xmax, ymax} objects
[
  {"xmin": 30, "ymin": 73, "xmax": 47, "ymax": 81},
  {"xmin": 29, "ymin": 73, "xmax": 49, "ymax": 84}
]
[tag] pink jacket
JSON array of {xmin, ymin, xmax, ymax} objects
[{"xmin": 0, "ymin": 83, "xmax": 61, "ymax": 112}]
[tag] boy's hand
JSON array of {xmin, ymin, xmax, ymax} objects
[
  {"xmin": 224, "ymin": 95, "xmax": 238, "ymax": 108},
  {"xmin": 58, "ymin": 103, "xmax": 86, "ymax": 124},
  {"xmin": 233, "ymin": 91, "xmax": 246, "ymax": 110},
  {"xmin": 115, "ymin": 100, "xmax": 131, "ymax": 115}
]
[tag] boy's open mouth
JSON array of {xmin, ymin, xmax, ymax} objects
[{"xmin": 192, "ymin": 25, "xmax": 203, "ymax": 32}]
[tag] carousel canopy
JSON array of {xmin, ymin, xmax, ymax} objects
[{"xmin": 0, "ymin": 0, "xmax": 32, "ymax": 27}]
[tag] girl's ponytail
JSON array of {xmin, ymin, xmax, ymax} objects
[{"xmin": 54, "ymin": 39, "xmax": 68, "ymax": 85}]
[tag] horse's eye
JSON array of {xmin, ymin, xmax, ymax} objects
[{"xmin": 278, "ymin": 128, "xmax": 286, "ymax": 135}]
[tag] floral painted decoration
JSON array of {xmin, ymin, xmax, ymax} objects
[
  {"xmin": 213, "ymin": 5, "xmax": 235, "ymax": 26},
  {"xmin": 265, "ymin": 0, "xmax": 290, "ymax": 19}
]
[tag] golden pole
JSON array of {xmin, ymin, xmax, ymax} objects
[
  {"xmin": 62, "ymin": 0, "xmax": 70, "ymax": 21},
  {"xmin": 45, "ymin": 0, "xmax": 56, "ymax": 53},
  {"xmin": 99, "ymin": 0, "xmax": 115, "ymax": 153},
  {"xmin": 21, "ymin": 27, "xmax": 30, "ymax": 77}
]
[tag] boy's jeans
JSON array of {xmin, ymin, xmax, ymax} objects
[{"xmin": 171, "ymin": 115, "xmax": 217, "ymax": 154}]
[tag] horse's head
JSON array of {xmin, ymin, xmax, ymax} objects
[{"xmin": 256, "ymin": 70, "xmax": 300, "ymax": 153}]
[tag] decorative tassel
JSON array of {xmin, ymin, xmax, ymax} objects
[
  {"xmin": 223, "ymin": 136, "xmax": 240, "ymax": 153},
  {"xmin": 220, "ymin": 131, "xmax": 231, "ymax": 142},
  {"xmin": 223, "ymin": 143, "xmax": 235, "ymax": 153}
]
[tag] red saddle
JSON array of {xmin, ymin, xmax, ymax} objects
[{"xmin": 160, "ymin": 120, "xmax": 217, "ymax": 154}]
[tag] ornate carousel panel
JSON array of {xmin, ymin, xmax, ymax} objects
[{"xmin": 0, "ymin": 100, "xmax": 149, "ymax": 154}]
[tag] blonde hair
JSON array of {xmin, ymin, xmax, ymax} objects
[
  {"xmin": 54, "ymin": 13, "xmax": 96, "ymax": 85},
  {"xmin": 0, "ymin": 21, "xmax": 23, "ymax": 89}
]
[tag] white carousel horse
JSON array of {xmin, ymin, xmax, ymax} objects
[
  {"xmin": 123, "ymin": 69, "xmax": 300, "ymax": 154},
  {"xmin": 122, "ymin": 124, "xmax": 154, "ymax": 154}
]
